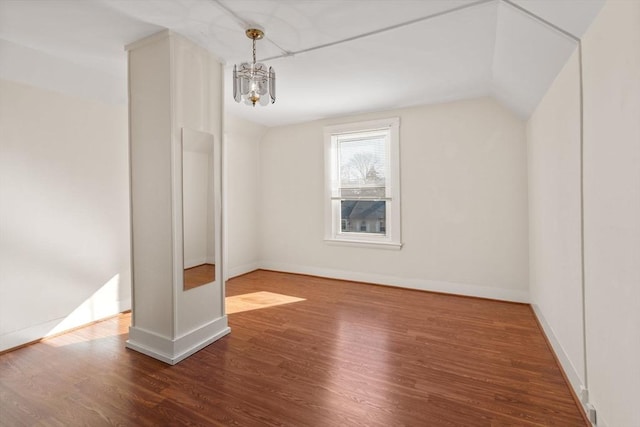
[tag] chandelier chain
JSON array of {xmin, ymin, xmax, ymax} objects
[{"xmin": 252, "ymin": 38, "xmax": 257, "ymax": 65}]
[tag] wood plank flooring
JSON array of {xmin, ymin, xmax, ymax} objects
[
  {"xmin": 184, "ymin": 263, "xmax": 215, "ymax": 290},
  {"xmin": 0, "ymin": 270, "xmax": 587, "ymax": 426}
]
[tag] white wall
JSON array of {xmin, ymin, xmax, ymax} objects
[
  {"xmin": 526, "ymin": 50, "xmax": 585, "ymax": 392},
  {"xmin": 582, "ymin": 1, "xmax": 640, "ymax": 425},
  {"xmin": 224, "ymin": 114, "xmax": 265, "ymax": 279},
  {"xmin": 0, "ymin": 79, "xmax": 131, "ymax": 351},
  {"xmin": 528, "ymin": 1, "xmax": 640, "ymax": 425},
  {"xmin": 258, "ymin": 98, "xmax": 529, "ymax": 301}
]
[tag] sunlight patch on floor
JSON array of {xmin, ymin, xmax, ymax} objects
[
  {"xmin": 44, "ymin": 312, "xmax": 130, "ymax": 348},
  {"xmin": 226, "ymin": 291, "xmax": 305, "ymax": 314}
]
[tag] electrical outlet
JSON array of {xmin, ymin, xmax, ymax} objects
[{"xmin": 586, "ymin": 403, "xmax": 597, "ymax": 425}]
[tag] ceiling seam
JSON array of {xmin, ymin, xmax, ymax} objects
[
  {"xmin": 210, "ymin": 0, "xmax": 250, "ymax": 30},
  {"xmin": 262, "ymin": 0, "xmax": 495, "ymax": 61},
  {"xmin": 210, "ymin": 0, "xmax": 292, "ymax": 58},
  {"xmin": 501, "ymin": 0, "xmax": 580, "ymax": 42},
  {"xmin": 488, "ymin": 0, "xmax": 501, "ymax": 108},
  {"xmin": 213, "ymin": 0, "xmax": 495, "ymax": 63}
]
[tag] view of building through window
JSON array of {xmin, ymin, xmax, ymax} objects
[{"xmin": 340, "ymin": 201, "xmax": 386, "ymax": 233}]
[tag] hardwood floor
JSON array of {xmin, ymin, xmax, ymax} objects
[
  {"xmin": 184, "ymin": 263, "xmax": 215, "ymax": 290},
  {"xmin": 0, "ymin": 270, "xmax": 587, "ymax": 426}
]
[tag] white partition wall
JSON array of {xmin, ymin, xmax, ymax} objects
[
  {"xmin": 582, "ymin": 1, "xmax": 640, "ymax": 425},
  {"xmin": 125, "ymin": 30, "xmax": 229, "ymax": 364},
  {"xmin": 528, "ymin": 1, "xmax": 640, "ymax": 425}
]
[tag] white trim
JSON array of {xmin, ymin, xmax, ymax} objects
[
  {"xmin": 125, "ymin": 29, "xmax": 224, "ymax": 63},
  {"xmin": 227, "ymin": 261, "xmax": 261, "ymax": 279},
  {"xmin": 125, "ymin": 29, "xmax": 171, "ymax": 52},
  {"xmin": 594, "ymin": 414, "xmax": 608, "ymax": 427},
  {"xmin": 126, "ymin": 316, "xmax": 230, "ymax": 365},
  {"xmin": 184, "ymin": 257, "xmax": 208, "ymax": 269},
  {"xmin": 126, "ymin": 49, "xmax": 136, "ymax": 330},
  {"xmin": 324, "ymin": 117, "xmax": 400, "ymax": 135},
  {"xmin": 170, "ymin": 35, "xmax": 180, "ymax": 340},
  {"xmin": 531, "ymin": 304, "xmax": 584, "ymax": 393},
  {"xmin": 324, "ymin": 117, "xmax": 402, "ymax": 247},
  {"xmin": 0, "ymin": 319, "xmax": 64, "ymax": 352},
  {"xmin": 323, "ymin": 239, "xmax": 402, "ymax": 250},
  {"xmin": 530, "ymin": 304, "xmax": 600, "ymax": 426},
  {"xmin": 259, "ymin": 261, "xmax": 529, "ymax": 303},
  {"xmin": 221, "ymin": 114, "xmax": 230, "ymax": 288},
  {"xmin": 0, "ymin": 298, "xmax": 131, "ymax": 352}
]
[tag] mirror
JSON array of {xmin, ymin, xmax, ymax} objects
[{"xmin": 182, "ymin": 128, "xmax": 215, "ymax": 290}]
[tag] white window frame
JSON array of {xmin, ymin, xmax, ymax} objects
[{"xmin": 324, "ymin": 117, "xmax": 402, "ymax": 249}]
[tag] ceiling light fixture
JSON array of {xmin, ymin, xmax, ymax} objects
[{"xmin": 233, "ymin": 28, "xmax": 275, "ymax": 107}]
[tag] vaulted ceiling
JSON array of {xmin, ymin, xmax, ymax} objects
[{"xmin": 0, "ymin": 0, "xmax": 604, "ymax": 127}]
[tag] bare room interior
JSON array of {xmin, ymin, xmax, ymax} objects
[{"xmin": 0, "ymin": 0, "xmax": 638, "ymax": 426}]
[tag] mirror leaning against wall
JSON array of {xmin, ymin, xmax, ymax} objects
[{"xmin": 181, "ymin": 128, "xmax": 215, "ymax": 290}]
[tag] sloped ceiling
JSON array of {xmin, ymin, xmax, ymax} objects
[{"xmin": 0, "ymin": 0, "xmax": 604, "ymax": 127}]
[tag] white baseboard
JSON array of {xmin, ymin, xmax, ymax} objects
[
  {"xmin": 530, "ymin": 304, "xmax": 584, "ymax": 393},
  {"xmin": 0, "ymin": 297, "xmax": 131, "ymax": 353},
  {"xmin": 184, "ymin": 256, "xmax": 208, "ymax": 269},
  {"xmin": 530, "ymin": 304, "xmax": 599, "ymax": 425},
  {"xmin": 0, "ymin": 319, "xmax": 59, "ymax": 352},
  {"xmin": 258, "ymin": 261, "xmax": 530, "ymax": 303},
  {"xmin": 226, "ymin": 261, "xmax": 260, "ymax": 280},
  {"xmin": 126, "ymin": 315, "xmax": 230, "ymax": 365}
]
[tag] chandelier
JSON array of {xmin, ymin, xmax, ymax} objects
[{"xmin": 233, "ymin": 28, "xmax": 276, "ymax": 107}]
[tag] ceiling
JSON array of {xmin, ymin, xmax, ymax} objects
[{"xmin": 0, "ymin": 0, "xmax": 604, "ymax": 127}]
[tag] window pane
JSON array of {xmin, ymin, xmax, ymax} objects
[
  {"xmin": 340, "ymin": 200, "xmax": 386, "ymax": 234},
  {"xmin": 338, "ymin": 136, "xmax": 386, "ymax": 190}
]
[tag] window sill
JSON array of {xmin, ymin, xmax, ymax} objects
[{"xmin": 324, "ymin": 238, "xmax": 403, "ymax": 250}]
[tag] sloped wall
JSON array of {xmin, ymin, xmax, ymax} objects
[{"xmin": 526, "ymin": 49, "xmax": 585, "ymax": 393}]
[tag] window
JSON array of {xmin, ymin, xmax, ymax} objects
[{"xmin": 324, "ymin": 117, "xmax": 401, "ymax": 248}]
